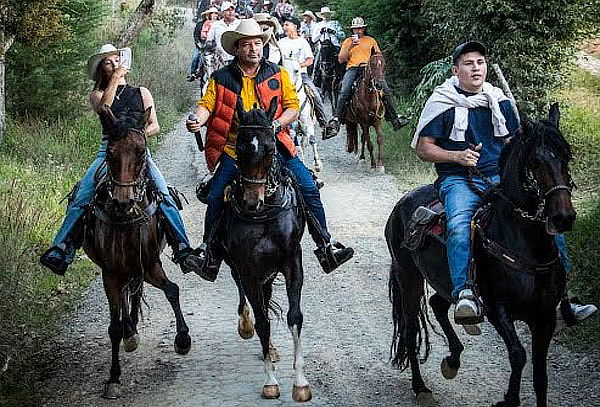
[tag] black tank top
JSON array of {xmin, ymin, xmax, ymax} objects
[{"xmin": 100, "ymin": 84, "xmax": 144, "ymax": 135}]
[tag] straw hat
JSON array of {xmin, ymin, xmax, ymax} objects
[
  {"xmin": 220, "ymin": 1, "xmax": 235, "ymax": 11},
  {"xmin": 253, "ymin": 12, "xmax": 281, "ymax": 33},
  {"xmin": 349, "ymin": 17, "xmax": 367, "ymax": 29},
  {"xmin": 221, "ymin": 19, "xmax": 272, "ymax": 56},
  {"xmin": 87, "ymin": 43, "xmax": 130, "ymax": 80},
  {"xmin": 316, "ymin": 6, "xmax": 335, "ymax": 18},
  {"xmin": 302, "ymin": 10, "xmax": 316, "ymax": 20},
  {"xmin": 201, "ymin": 6, "xmax": 219, "ymax": 18}
]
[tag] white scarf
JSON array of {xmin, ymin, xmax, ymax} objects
[{"xmin": 411, "ymin": 76, "xmax": 511, "ymax": 148}]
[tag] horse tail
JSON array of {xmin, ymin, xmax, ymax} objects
[{"xmin": 386, "ymin": 203, "xmax": 431, "ymax": 371}]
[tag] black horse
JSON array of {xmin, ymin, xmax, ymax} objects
[
  {"xmin": 215, "ymin": 99, "xmax": 312, "ymax": 402},
  {"xmin": 386, "ymin": 104, "xmax": 575, "ymax": 406},
  {"xmin": 314, "ymin": 39, "xmax": 344, "ymax": 107}
]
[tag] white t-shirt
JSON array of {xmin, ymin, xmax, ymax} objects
[
  {"xmin": 278, "ymin": 36, "xmax": 314, "ymax": 74},
  {"xmin": 206, "ymin": 18, "xmax": 240, "ymax": 62}
]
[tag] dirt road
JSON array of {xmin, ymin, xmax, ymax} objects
[{"xmin": 34, "ymin": 112, "xmax": 600, "ymax": 407}]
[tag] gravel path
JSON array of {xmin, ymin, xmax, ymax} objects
[
  {"xmin": 36, "ymin": 109, "xmax": 600, "ymax": 405},
  {"xmin": 576, "ymin": 51, "xmax": 600, "ymax": 75}
]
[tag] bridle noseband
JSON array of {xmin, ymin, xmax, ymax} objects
[{"xmin": 106, "ymin": 128, "xmax": 148, "ymax": 204}]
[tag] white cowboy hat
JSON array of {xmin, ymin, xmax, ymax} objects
[
  {"xmin": 302, "ymin": 10, "xmax": 316, "ymax": 20},
  {"xmin": 349, "ymin": 17, "xmax": 367, "ymax": 29},
  {"xmin": 253, "ymin": 12, "xmax": 281, "ymax": 33},
  {"xmin": 201, "ymin": 6, "xmax": 219, "ymax": 17},
  {"xmin": 263, "ymin": 0, "xmax": 272, "ymax": 6},
  {"xmin": 87, "ymin": 43, "xmax": 130, "ymax": 80},
  {"xmin": 316, "ymin": 6, "xmax": 335, "ymax": 18},
  {"xmin": 220, "ymin": 1, "xmax": 235, "ymax": 11},
  {"xmin": 221, "ymin": 18, "xmax": 272, "ymax": 56}
]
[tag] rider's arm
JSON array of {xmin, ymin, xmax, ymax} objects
[
  {"xmin": 140, "ymin": 87, "xmax": 160, "ymax": 137},
  {"xmin": 278, "ymin": 68, "xmax": 300, "ymax": 126},
  {"xmin": 187, "ymin": 78, "xmax": 216, "ymax": 133},
  {"xmin": 89, "ymin": 67, "xmax": 129, "ymax": 113},
  {"xmin": 300, "ymin": 57, "xmax": 314, "ymax": 69},
  {"xmin": 416, "ymin": 137, "xmax": 480, "ymax": 167},
  {"xmin": 338, "ymin": 38, "xmax": 351, "ymax": 64}
]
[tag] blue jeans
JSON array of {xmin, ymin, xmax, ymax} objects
[
  {"xmin": 190, "ymin": 47, "xmax": 203, "ymax": 76},
  {"xmin": 438, "ymin": 174, "xmax": 571, "ymax": 299},
  {"xmin": 49, "ymin": 141, "xmax": 192, "ymax": 264},
  {"xmin": 204, "ymin": 153, "xmax": 329, "ymax": 243},
  {"xmin": 334, "ymin": 67, "xmax": 395, "ymax": 119}
]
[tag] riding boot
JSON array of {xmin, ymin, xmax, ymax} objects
[
  {"xmin": 190, "ymin": 212, "xmax": 224, "ymax": 282},
  {"xmin": 382, "ymin": 92, "xmax": 409, "ymax": 131}
]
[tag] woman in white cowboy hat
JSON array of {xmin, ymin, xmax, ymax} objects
[
  {"xmin": 40, "ymin": 44, "xmax": 203, "ymax": 276},
  {"xmin": 188, "ymin": 6, "xmax": 221, "ymax": 81},
  {"xmin": 300, "ymin": 10, "xmax": 316, "ymax": 44},
  {"xmin": 186, "ymin": 18, "xmax": 354, "ymax": 281},
  {"xmin": 253, "ymin": 12, "xmax": 282, "ymax": 64}
]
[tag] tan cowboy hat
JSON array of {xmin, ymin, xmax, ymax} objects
[
  {"xmin": 253, "ymin": 12, "xmax": 281, "ymax": 33},
  {"xmin": 201, "ymin": 6, "xmax": 219, "ymax": 18},
  {"xmin": 87, "ymin": 43, "xmax": 130, "ymax": 80},
  {"xmin": 301, "ymin": 10, "xmax": 316, "ymax": 20},
  {"xmin": 221, "ymin": 18, "xmax": 272, "ymax": 56},
  {"xmin": 316, "ymin": 6, "xmax": 335, "ymax": 18},
  {"xmin": 349, "ymin": 17, "xmax": 367, "ymax": 29}
]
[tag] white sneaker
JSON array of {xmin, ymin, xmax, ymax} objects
[
  {"xmin": 454, "ymin": 289, "xmax": 483, "ymax": 325},
  {"xmin": 555, "ymin": 302, "xmax": 598, "ymax": 333}
]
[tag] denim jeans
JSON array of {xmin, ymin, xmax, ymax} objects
[
  {"xmin": 438, "ymin": 174, "xmax": 571, "ymax": 299},
  {"xmin": 49, "ymin": 141, "xmax": 192, "ymax": 263},
  {"xmin": 334, "ymin": 67, "xmax": 396, "ymax": 120},
  {"xmin": 301, "ymin": 72, "xmax": 328, "ymax": 126},
  {"xmin": 190, "ymin": 47, "xmax": 203, "ymax": 76},
  {"xmin": 203, "ymin": 153, "xmax": 329, "ymax": 243}
]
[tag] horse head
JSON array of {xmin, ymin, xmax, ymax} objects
[
  {"xmin": 367, "ymin": 51, "xmax": 386, "ymax": 90},
  {"xmin": 101, "ymin": 106, "xmax": 150, "ymax": 213},
  {"xmin": 235, "ymin": 97, "xmax": 278, "ymax": 212},
  {"xmin": 499, "ymin": 103, "xmax": 576, "ymax": 234}
]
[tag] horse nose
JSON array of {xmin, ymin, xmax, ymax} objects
[
  {"xmin": 551, "ymin": 209, "xmax": 576, "ymax": 233},
  {"xmin": 113, "ymin": 198, "xmax": 135, "ymax": 211},
  {"xmin": 244, "ymin": 198, "xmax": 264, "ymax": 212}
]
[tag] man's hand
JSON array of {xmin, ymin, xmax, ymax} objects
[
  {"xmin": 320, "ymin": 27, "xmax": 326, "ymax": 34},
  {"xmin": 454, "ymin": 143, "xmax": 482, "ymax": 167},
  {"xmin": 186, "ymin": 117, "xmax": 202, "ymax": 133},
  {"xmin": 327, "ymin": 28, "xmax": 336, "ymax": 34}
]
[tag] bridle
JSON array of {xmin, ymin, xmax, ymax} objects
[
  {"xmin": 106, "ymin": 128, "xmax": 149, "ymax": 204},
  {"xmin": 236, "ymin": 124, "xmax": 277, "ymax": 193}
]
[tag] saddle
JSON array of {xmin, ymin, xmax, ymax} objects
[{"xmin": 402, "ymin": 199, "xmax": 446, "ymax": 251}]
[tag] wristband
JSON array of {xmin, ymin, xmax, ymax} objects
[{"xmin": 272, "ymin": 119, "xmax": 282, "ymax": 134}]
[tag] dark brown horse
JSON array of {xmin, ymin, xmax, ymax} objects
[
  {"xmin": 83, "ymin": 107, "xmax": 191, "ymax": 399},
  {"xmin": 344, "ymin": 52, "xmax": 387, "ymax": 172},
  {"xmin": 386, "ymin": 104, "xmax": 575, "ymax": 406}
]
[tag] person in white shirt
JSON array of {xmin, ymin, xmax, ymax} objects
[
  {"xmin": 205, "ymin": 1, "xmax": 240, "ymax": 69},
  {"xmin": 280, "ymin": 16, "xmax": 330, "ymax": 135},
  {"xmin": 300, "ymin": 10, "xmax": 316, "ymax": 48},
  {"xmin": 311, "ymin": 7, "xmax": 344, "ymax": 48}
]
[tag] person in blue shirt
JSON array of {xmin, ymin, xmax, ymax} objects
[{"xmin": 414, "ymin": 41, "xmax": 597, "ymax": 329}]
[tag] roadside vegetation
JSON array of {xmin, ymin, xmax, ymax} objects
[{"xmin": 0, "ymin": 1, "xmax": 195, "ymax": 404}]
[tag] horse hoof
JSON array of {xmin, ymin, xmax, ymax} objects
[
  {"xmin": 358, "ymin": 158, "xmax": 366, "ymax": 164},
  {"xmin": 102, "ymin": 382, "xmax": 121, "ymax": 399},
  {"xmin": 238, "ymin": 306, "xmax": 255, "ymax": 340},
  {"xmin": 416, "ymin": 390, "xmax": 434, "ymax": 406},
  {"xmin": 174, "ymin": 332, "xmax": 191, "ymax": 355},
  {"xmin": 376, "ymin": 165, "xmax": 385, "ymax": 173},
  {"xmin": 261, "ymin": 384, "xmax": 280, "ymax": 399},
  {"xmin": 441, "ymin": 357, "xmax": 458, "ymax": 379},
  {"xmin": 123, "ymin": 334, "xmax": 139, "ymax": 353},
  {"xmin": 292, "ymin": 385, "xmax": 312, "ymax": 402},
  {"xmin": 315, "ymin": 162, "xmax": 323, "ymax": 173},
  {"xmin": 269, "ymin": 344, "xmax": 280, "ymax": 363}
]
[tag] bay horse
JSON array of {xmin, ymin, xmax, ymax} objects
[
  {"xmin": 385, "ymin": 104, "xmax": 575, "ymax": 406},
  {"xmin": 314, "ymin": 39, "xmax": 344, "ymax": 106},
  {"xmin": 214, "ymin": 98, "xmax": 312, "ymax": 402},
  {"xmin": 83, "ymin": 107, "xmax": 191, "ymax": 399},
  {"xmin": 281, "ymin": 57, "xmax": 323, "ymax": 173},
  {"xmin": 344, "ymin": 51, "xmax": 386, "ymax": 172}
]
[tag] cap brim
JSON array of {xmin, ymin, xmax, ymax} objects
[{"xmin": 452, "ymin": 41, "xmax": 487, "ymax": 64}]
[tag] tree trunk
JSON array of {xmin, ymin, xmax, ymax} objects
[
  {"xmin": 0, "ymin": 32, "xmax": 15, "ymax": 146},
  {"xmin": 116, "ymin": 0, "xmax": 163, "ymax": 48}
]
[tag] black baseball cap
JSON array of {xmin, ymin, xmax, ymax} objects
[
  {"xmin": 284, "ymin": 16, "xmax": 302, "ymax": 29},
  {"xmin": 452, "ymin": 41, "xmax": 487, "ymax": 65}
]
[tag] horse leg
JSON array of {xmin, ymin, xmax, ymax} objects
[
  {"xmin": 529, "ymin": 313, "xmax": 555, "ymax": 407},
  {"xmin": 429, "ymin": 293, "xmax": 463, "ymax": 379},
  {"xmin": 346, "ymin": 122, "xmax": 357, "ymax": 154},
  {"xmin": 232, "ymin": 267, "xmax": 254, "ymax": 340},
  {"xmin": 262, "ymin": 276, "xmax": 280, "ymax": 363},
  {"xmin": 145, "ymin": 261, "xmax": 191, "ymax": 355},
  {"xmin": 487, "ymin": 305, "xmax": 526, "ymax": 407},
  {"xmin": 389, "ymin": 258, "xmax": 432, "ymax": 400},
  {"xmin": 374, "ymin": 122, "xmax": 385, "ymax": 173},
  {"xmin": 362, "ymin": 124, "xmax": 376, "ymax": 168},
  {"xmin": 122, "ymin": 288, "xmax": 141, "ymax": 353},
  {"xmin": 245, "ymin": 284, "xmax": 279, "ymax": 399},
  {"xmin": 102, "ymin": 274, "xmax": 125, "ymax": 399},
  {"xmin": 284, "ymin": 256, "xmax": 311, "ymax": 402}
]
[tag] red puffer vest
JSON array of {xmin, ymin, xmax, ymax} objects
[{"xmin": 205, "ymin": 60, "xmax": 296, "ymax": 171}]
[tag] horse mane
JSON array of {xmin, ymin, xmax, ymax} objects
[
  {"xmin": 238, "ymin": 105, "xmax": 271, "ymax": 129},
  {"xmin": 106, "ymin": 108, "xmax": 146, "ymax": 140}
]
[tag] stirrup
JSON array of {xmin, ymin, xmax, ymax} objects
[
  {"xmin": 314, "ymin": 241, "xmax": 354, "ymax": 274},
  {"xmin": 454, "ymin": 289, "xmax": 484, "ymax": 325},
  {"xmin": 192, "ymin": 244, "xmax": 220, "ymax": 282}
]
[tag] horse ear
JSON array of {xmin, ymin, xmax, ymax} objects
[
  {"xmin": 267, "ymin": 96, "xmax": 278, "ymax": 122},
  {"xmin": 236, "ymin": 96, "xmax": 246, "ymax": 123},
  {"xmin": 549, "ymin": 102, "xmax": 560, "ymax": 128},
  {"xmin": 520, "ymin": 119, "xmax": 533, "ymax": 137}
]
